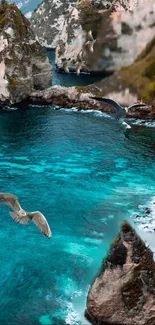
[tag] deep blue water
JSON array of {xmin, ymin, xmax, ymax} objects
[{"xmin": 0, "ymin": 105, "xmax": 155, "ymax": 324}]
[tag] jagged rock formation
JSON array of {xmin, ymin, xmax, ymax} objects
[
  {"xmin": 85, "ymin": 221, "xmax": 155, "ymax": 325},
  {"xmin": 31, "ymin": 0, "xmax": 77, "ymax": 49},
  {"xmin": 0, "ymin": 0, "xmax": 52, "ymax": 105}
]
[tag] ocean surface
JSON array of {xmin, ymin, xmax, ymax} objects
[
  {"xmin": 1, "ymin": 53, "xmax": 155, "ymax": 325},
  {"xmin": 0, "ymin": 106, "xmax": 155, "ymax": 325}
]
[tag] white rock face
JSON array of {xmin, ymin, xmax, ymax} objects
[
  {"xmin": 0, "ymin": 2, "xmax": 52, "ymax": 105},
  {"xmin": 31, "ymin": 0, "xmax": 77, "ymax": 49},
  {"xmin": 55, "ymin": 6, "xmax": 85, "ymax": 71}
]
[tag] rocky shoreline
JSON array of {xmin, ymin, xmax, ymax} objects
[{"xmin": 1, "ymin": 83, "xmax": 154, "ymax": 120}]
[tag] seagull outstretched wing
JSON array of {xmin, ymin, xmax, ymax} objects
[
  {"xmin": 0, "ymin": 192, "xmax": 22, "ymax": 212},
  {"xmin": 29, "ymin": 211, "xmax": 52, "ymax": 238}
]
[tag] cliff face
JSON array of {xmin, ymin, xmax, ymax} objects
[
  {"xmin": 56, "ymin": 0, "xmax": 155, "ymax": 73},
  {"xmin": 0, "ymin": 1, "xmax": 52, "ymax": 105},
  {"xmin": 31, "ymin": 0, "xmax": 77, "ymax": 49},
  {"xmin": 86, "ymin": 221, "xmax": 155, "ymax": 325},
  {"xmin": 31, "ymin": 0, "xmax": 155, "ymax": 73}
]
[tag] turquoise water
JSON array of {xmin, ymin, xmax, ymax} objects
[{"xmin": 0, "ymin": 106, "xmax": 155, "ymax": 324}]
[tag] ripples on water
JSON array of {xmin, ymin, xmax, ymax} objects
[{"xmin": 0, "ymin": 105, "xmax": 155, "ymax": 324}]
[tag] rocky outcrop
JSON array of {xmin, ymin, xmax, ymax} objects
[
  {"xmin": 30, "ymin": 85, "xmax": 115, "ymax": 112},
  {"xmin": 31, "ymin": 0, "xmax": 77, "ymax": 49},
  {"xmin": 63, "ymin": 34, "xmax": 155, "ymax": 117},
  {"xmin": 54, "ymin": 0, "xmax": 155, "ymax": 73},
  {"xmin": 85, "ymin": 221, "xmax": 155, "ymax": 325},
  {"xmin": 0, "ymin": 1, "xmax": 52, "ymax": 105}
]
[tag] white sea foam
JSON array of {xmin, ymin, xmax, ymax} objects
[
  {"xmin": 132, "ymin": 196, "xmax": 155, "ymax": 234},
  {"xmin": 122, "ymin": 121, "xmax": 131, "ymax": 129},
  {"xmin": 128, "ymin": 119, "xmax": 155, "ymax": 128},
  {"xmin": 2, "ymin": 106, "xmax": 18, "ymax": 111}
]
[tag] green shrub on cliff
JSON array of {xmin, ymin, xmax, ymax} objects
[
  {"xmin": 120, "ymin": 36, "xmax": 155, "ymax": 103},
  {"xmin": 78, "ymin": 0, "xmax": 102, "ymax": 37},
  {"xmin": 0, "ymin": 1, "xmax": 30, "ymax": 41}
]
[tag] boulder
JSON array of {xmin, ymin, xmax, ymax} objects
[{"xmin": 85, "ymin": 221, "xmax": 155, "ymax": 325}]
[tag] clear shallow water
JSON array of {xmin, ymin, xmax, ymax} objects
[{"xmin": 0, "ymin": 106, "xmax": 155, "ymax": 324}]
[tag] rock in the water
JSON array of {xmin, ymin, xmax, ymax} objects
[
  {"xmin": 0, "ymin": 1, "xmax": 52, "ymax": 105},
  {"xmin": 85, "ymin": 221, "xmax": 155, "ymax": 325}
]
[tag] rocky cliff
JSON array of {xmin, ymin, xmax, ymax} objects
[
  {"xmin": 73, "ymin": 34, "xmax": 155, "ymax": 112},
  {"xmin": 0, "ymin": 0, "xmax": 52, "ymax": 105},
  {"xmin": 31, "ymin": 0, "xmax": 77, "ymax": 49},
  {"xmin": 55, "ymin": 0, "xmax": 155, "ymax": 73},
  {"xmin": 85, "ymin": 221, "xmax": 155, "ymax": 325},
  {"xmin": 30, "ymin": 0, "xmax": 155, "ymax": 74}
]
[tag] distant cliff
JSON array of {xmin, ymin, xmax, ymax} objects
[
  {"xmin": 0, "ymin": 0, "xmax": 52, "ymax": 105},
  {"xmin": 31, "ymin": 0, "xmax": 77, "ymax": 49},
  {"xmin": 85, "ymin": 221, "xmax": 155, "ymax": 325}
]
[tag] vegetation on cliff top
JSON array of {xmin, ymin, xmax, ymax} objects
[
  {"xmin": 77, "ymin": 0, "xmax": 102, "ymax": 38},
  {"xmin": 75, "ymin": 36, "xmax": 155, "ymax": 105},
  {"xmin": 0, "ymin": 0, "xmax": 30, "ymax": 40}
]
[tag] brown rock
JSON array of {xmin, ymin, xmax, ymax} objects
[{"xmin": 85, "ymin": 221, "xmax": 155, "ymax": 325}]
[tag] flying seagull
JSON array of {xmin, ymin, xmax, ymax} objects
[
  {"xmin": 90, "ymin": 96, "xmax": 148, "ymax": 119},
  {"xmin": 0, "ymin": 193, "xmax": 52, "ymax": 238},
  {"xmin": 86, "ymin": 30, "xmax": 96, "ymax": 53},
  {"xmin": 75, "ymin": 50, "xmax": 86, "ymax": 75},
  {"xmin": 62, "ymin": 62, "xmax": 70, "ymax": 73}
]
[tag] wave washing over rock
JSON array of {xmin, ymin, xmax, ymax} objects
[{"xmin": 85, "ymin": 221, "xmax": 155, "ymax": 325}]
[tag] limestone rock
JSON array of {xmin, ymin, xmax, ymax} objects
[
  {"xmin": 55, "ymin": 0, "xmax": 155, "ymax": 73},
  {"xmin": 85, "ymin": 221, "xmax": 155, "ymax": 325},
  {"xmin": 0, "ymin": 1, "xmax": 52, "ymax": 105},
  {"xmin": 31, "ymin": 0, "xmax": 77, "ymax": 49}
]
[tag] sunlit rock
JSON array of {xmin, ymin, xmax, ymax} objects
[
  {"xmin": 0, "ymin": 0, "xmax": 52, "ymax": 105},
  {"xmin": 85, "ymin": 221, "xmax": 155, "ymax": 325}
]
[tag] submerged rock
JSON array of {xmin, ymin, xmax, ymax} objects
[
  {"xmin": 85, "ymin": 221, "xmax": 155, "ymax": 325},
  {"xmin": 0, "ymin": 1, "xmax": 52, "ymax": 105}
]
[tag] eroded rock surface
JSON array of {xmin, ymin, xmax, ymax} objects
[
  {"xmin": 85, "ymin": 221, "xmax": 155, "ymax": 325},
  {"xmin": 0, "ymin": 1, "xmax": 52, "ymax": 105},
  {"xmin": 54, "ymin": 0, "xmax": 155, "ymax": 73},
  {"xmin": 31, "ymin": 0, "xmax": 77, "ymax": 49}
]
